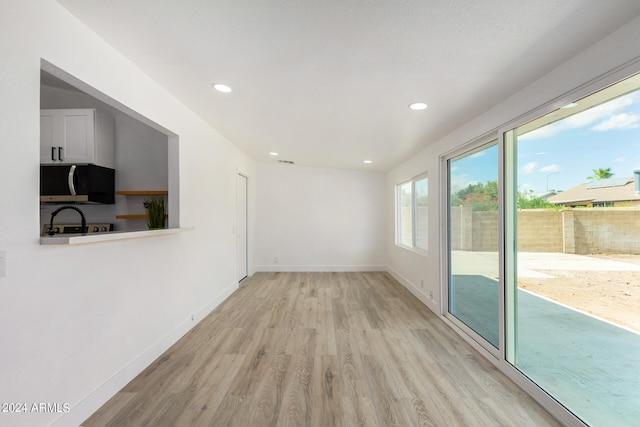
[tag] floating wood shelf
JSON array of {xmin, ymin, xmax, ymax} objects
[
  {"xmin": 116, "ymin": 191, "xmax": 169, "ymax": 220},
  {"xmin": 116, "ymin": 190, "xmax": 168, "ymax": 196}
]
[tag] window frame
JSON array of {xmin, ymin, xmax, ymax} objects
[{"xmin": 395, "ymin": 172, "xmax": 428, "ymax": 254}]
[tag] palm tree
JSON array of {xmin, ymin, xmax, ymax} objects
[{"xmin": 587, "ymin": 167, "xmax": 614, "ymax": 180}]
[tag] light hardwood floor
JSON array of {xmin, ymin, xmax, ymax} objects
[{"xmin": 83, "ymin": 272, "xmax": 561, "ymax": 426}]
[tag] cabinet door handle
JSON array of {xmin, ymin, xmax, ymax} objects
[
  {"xmin": 58, "ymin": 147, "xmax": 63, "ymax": 161},
  {"xmin": 51, "ymin": 147, "xmax": 56, "ymax": 161}
]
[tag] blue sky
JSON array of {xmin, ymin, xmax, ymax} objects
[
  {"xmin": 450, "ymin": 145, "xmax": 498, "ymax": 192},
  {"xmin": 451, "ymin": 89, "xmax": 640, "ymax": 194},
  {"xmin": 518, "ymin": 90, "xmax": 640, "ymax": 193}
]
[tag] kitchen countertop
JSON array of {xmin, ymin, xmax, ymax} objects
[{"xmin": 40, "ymin": 227, "xmax": 193, "ymax": 245}]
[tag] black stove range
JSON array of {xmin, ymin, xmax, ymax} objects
[{"xmin": 42, "ymin": 223, "xmax": 114, "ymax": 236}]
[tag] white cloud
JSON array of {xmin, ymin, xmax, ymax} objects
[
  {"xmin": 450, "ymin": 174, "xmax": 481, "ymax": 191},
  {"xmin": 470, "ymin": 151, "xmax": 485, "ymax": 158},
  {"xmin": 519, "ymin": 182, "xmax": 534, "ymax": 192},
  {"xmin": 614, "ymin": 157, "xmax": 629, "ymax": 163},
  {"xmin": 592, "ymin": 112, "xmax": 640, "ymax": 131},
  {"xmin": 519, "ymin": 91, "xmax": 639, "ymax": 141},
  {"xmin": 450, "ymin": 174, "xmax": 468, "ymax": 191},
  {"xmin": 540, "ymin": 164, "xmax": 561, "ymax": 172},
  {"xmin": 564, "ymin": 97, "xmax": 632, "ymax": 127},
  {"xmin": 519, "ymin": 123, "xmax": 563, "ymax": 141},
  {"xmin": 535, "ymin": 152, "xmax": 546, "ymax": 155},
  {"xmin": 522, "ymin": 162, "xmax": 538, "ymax": 174}
]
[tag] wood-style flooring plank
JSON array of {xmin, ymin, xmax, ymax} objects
[
  {"xmin": 82, "ymin": 272, "xmax": 561, "ymax": 427},
  {"xmin": 341, "ymin": 396, "xmax": 379, "ymax": 427},
  {"xmin": 172, "ymin": 353, "xmax": 246, "ymax": 427},
  {"xmin": 312, "ymin": 355, "xmax": 342, "ymax": 427}
]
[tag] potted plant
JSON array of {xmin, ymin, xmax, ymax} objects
[{"xmin": 143, "ymin": 196, "xmax": 166, "ymax": 229}]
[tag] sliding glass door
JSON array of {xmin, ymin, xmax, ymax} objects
[
  {"xmin": 504, "ymin": 73, "xmax": 640, "ymax": 426},
  {"xmin": 444, "ymin": 72, "xmax": 640, "ymax": 426},
  {"xmin": 447, "ymin": 141, "xmax": 500, "ymax": 352}
]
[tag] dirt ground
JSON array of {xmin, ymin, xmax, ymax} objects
[{"xmin": 518, "ymin": 254, "xmax": 640, "ymax": 333}]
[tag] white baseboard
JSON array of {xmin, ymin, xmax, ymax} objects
[
  {"xmin": 53, "ymin": 280, "xmax": 239, "ymax": 427},
  {"xmin": 386, "ymin": 265, "xmax": 439, "ymax": 314},
  {"xmin": 254, "ymin": 264, "xmax": 387, "ymax": 272}
]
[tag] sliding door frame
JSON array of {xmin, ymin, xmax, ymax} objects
[
  {"xmin": 440, "ymin": 135, "xmax": 505, "ymax": 360},
  {"xmin": 437, "ymin": 58, "xmax": 640, "ymax": 427}
]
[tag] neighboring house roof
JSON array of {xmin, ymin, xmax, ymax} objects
[
  {"xmin": 529, "ymin": 191, "xmax": 557, "ymax": 200},
  {"xmin": 548, "ymin": 177, "xmax": 640, "ymax": 204}
]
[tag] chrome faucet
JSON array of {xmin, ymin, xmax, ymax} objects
[{"xmin": 48, "ymin": 206, "xmax": 87, "ymax": 236}]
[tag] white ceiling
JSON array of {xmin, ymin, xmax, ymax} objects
[{"xmin": 56, "ymin": 0, "xmax": 640, "ymax": 172}]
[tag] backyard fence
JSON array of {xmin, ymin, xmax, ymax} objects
[{"xmin": 450, "ymin": 206, "xmax": 640, "ymax": 254}]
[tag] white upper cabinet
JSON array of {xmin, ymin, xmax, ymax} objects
[{"xmin": 40, "ymin": 109, "xmax": 115, "ymax": 168}]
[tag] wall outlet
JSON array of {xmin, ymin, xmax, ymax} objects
[
  {"xmin": 429, "ymin": 291, "xmax": 434, "ymax": 300},
  {"xmin": 274, "ymin": 257, "xmax": 279, "ymax": 264},
  {"xmin": 191, "ymin": 315, "xmax": 194, "ymax": 321},
  {"xmin": 420, "ymin": 279, "xmax": 424, "ymax": 287}
]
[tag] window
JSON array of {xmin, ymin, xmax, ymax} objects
[
  {"xmin": 396, "ymin": 174, "xmax": 428, "ymax": 251},
  {"xmin": 398, "ymin": 181, "xmax": 413, "ymax": 247}
]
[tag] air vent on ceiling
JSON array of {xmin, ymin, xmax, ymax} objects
[{"xmin": 278, "ymin": 160, "xmax": 295, "ymax": 165}]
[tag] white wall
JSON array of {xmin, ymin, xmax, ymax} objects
[
  {"xmin": 387, "ymin": 151, "xmax": 441, "ymax": 312},
  {"xmin": 0, "ymin": 1, "xmax": 255, "ymax": 426},
  {"xmin": 114, "ymin": 115, "xmax": 169, "ymax": 231},
  {"xmin": 386, "ymin": 15, "xmax": 640, "ymax": 315},
  {"xmin": 114, "ymin": 114, "xmax": 168, "ymax": 192},
  {"xmin": 255, "ymin": 162, "xmax": 386, "ymax": 271}
]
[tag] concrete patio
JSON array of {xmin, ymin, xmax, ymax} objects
[{"xmin": 450, "ymin": 251, "xmax": 640, "ymax": 426}]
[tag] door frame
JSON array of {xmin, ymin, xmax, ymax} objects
[
  {"xmin": 237, "ymin": 172, "xmax": 249, "ymax": 283},
  {"xmin": 440, "ymin": 135, "xmax": 505, "ymax": 359}
]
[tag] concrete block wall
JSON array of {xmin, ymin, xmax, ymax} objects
[
  {"xmin": 450, "ymin": 206, "xmax": 640, "ymax": 254},
  {"xmin": 518, "ymin": 210, "xmax": 564, "ymax": 252},
  {"xmin": 472, "ymin": 211, "xmax": 499, "ymax": 251},
  {"xmin": 572, "ymin": 209, "xmax": 640, "ymax": 254},
  {"xmin": 450, "ymin": 206, "xmax": 475, "ymax": 250}
]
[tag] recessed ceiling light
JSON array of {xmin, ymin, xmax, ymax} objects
[
  {"xmin": 409, "ymin": 102, "xmax": 428, "ymax": 111},
  {"xmin": 212, "ymin": 83, "xmax": 232, "ymax": 93},
  {"xmin": 269, "ymin": 152, "xmax": 279, "ymax": 156},
  {"xmin": 561, "ymin": 102, "xmax": 578, "ymax": 109},
  {"xmin": 363, "ymin": 160, "xmax": 373, "ymax": 164}
]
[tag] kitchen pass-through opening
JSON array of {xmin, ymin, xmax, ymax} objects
[{"xmin": 39, "ymin": 60, "xmax": 180, "ymax": 239}]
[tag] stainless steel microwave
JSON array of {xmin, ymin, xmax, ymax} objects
[{"xmin": 40, "ymin": 164, "xmax": 115, "ymax": 204}]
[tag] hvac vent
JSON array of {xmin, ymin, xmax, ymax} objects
[{"xmin": 278, "ymin": 160, "xmax": 295, "ymax": 165}]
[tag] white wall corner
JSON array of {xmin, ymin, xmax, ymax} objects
[{"xmin": 386, "ymin": 265, "xmax": 438, "ymax": 313}]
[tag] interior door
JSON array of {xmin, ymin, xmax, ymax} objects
[{"xmin": 237, "ymin": 174, "xmax": 248, "ymax": 282}]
